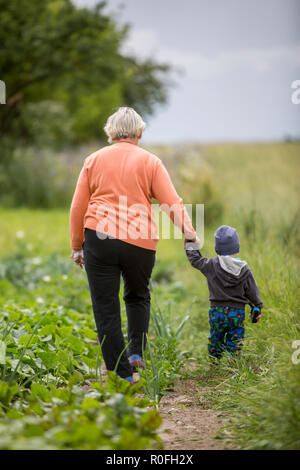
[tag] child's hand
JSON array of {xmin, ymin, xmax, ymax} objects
[
  {"xmin": 184, "ymin": 235, "xmax": 201, "ymax": 250},
  {"xmin": 250, "ymin": 306, "xmax": 261, "ymax": 323}
]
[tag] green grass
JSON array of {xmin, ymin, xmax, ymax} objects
[
  {"xmin": 0, "ymin": 141, "xmax": 299, "ymax": 449},
  {"xmin": 155, "ymin": 142, "xmax": 300, "ymax": 449},
  {"xmin": 144, "ymin": 141, "xmax": 300, "ymax": 449}
]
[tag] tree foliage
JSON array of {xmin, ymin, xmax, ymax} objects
[{"xmin": 0, "ymin": 0, "xmax": 170, "ymax": 145}]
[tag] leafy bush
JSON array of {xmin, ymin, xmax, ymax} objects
[
  {"xmin": 0, "ymin": 247, "xmax": 185, "ymax": 449},
  {"xmin": 0, "ymin": 300, "xmax": 163, "ymax": 450},
  {"xmin": 0, "ymin": 376, "xmax": 162, "ymax": 450}
]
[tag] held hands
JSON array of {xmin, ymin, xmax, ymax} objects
[
  {"xmin": 71, "ymin": 249, "xmax": 84, "ymax": 269},
  {"xmin": 184, "ymin": 234, "xmax": 201, "ymax": 250},
  {"xmin": 71, "ymin": 235, "xmax": 202, "ymax": 268}
]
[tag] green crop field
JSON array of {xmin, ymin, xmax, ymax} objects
[{"xmin": 0, "ymin": 142, "xmax": 299, "ymax": 449}]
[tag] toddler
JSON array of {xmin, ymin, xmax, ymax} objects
[{"xmin": 185, "ymin": 225, "xmax": 263, "ymax": 359}]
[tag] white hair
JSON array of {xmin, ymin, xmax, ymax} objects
[{"xmin": 104, "ymin": 107, "xmax": 146, "ymax": 143}]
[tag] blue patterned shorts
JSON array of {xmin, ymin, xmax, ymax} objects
[{"xmin": 208, "ymin": 306, "xmax": 245, "ymax": 358}]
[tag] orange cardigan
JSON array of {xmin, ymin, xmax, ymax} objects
[{"xmin": 70, "ymin": 141, "xmax": 195, "ymax": 251}]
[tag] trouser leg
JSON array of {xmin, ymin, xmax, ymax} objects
[
  {"xmin": 208, "ymin": 308, "xmax": 227, "ymax": 359},
  {"xmin": 120, "ymin": 242, "xmax": 156, "ymax": 357},
  {"xmin": 83, "ymin": 230, "xmax": 132, "ymax": 378},
  {"xmin": 225, "ymin": 309, "xmax": 245, "ymax": 356}
]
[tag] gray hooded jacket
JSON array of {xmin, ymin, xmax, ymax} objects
[{"xmin": 185, "ymin": 243, "xmax": 263, "ymax": 309}]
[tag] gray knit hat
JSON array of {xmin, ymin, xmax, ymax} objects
[{"xmin": 214, "ymin": 225, "xmax": 240, "ymax": 255}]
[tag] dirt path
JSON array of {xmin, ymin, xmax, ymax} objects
[
  {"xmin": 82, "ymin": 368, "xmax": 234, "ymax": 450},
  {"xmin": 158, "ymin": 377, "xmax": 234, "ymax": 450}
]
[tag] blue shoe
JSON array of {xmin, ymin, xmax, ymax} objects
[
  {"xmin": 129, "ymin": 354, "xmax": 144, "ymax": 371},
  {"xmin": 125, "ymin": 376, "xmax": 134, "ymax": 384}
]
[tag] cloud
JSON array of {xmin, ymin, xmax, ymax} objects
[{"xmin": 123, "ymin": 28, "xmax": 300, "ymax": 78}]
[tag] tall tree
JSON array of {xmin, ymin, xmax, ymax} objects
[{"xmin": 0, "ymin": 0, "xmax": 170, "ymax": 144}]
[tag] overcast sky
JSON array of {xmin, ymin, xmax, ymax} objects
[{"xmin": 73, "ymin": 0, "xmax": 300, "ymax": 143}]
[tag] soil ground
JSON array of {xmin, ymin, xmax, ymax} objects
[
  {"xmin": 157, "ymin": 376, "xmax": 234, "ymax": 450},
  {"xmin": 83, "ymin": 368, "xmax": 235, "ymax": 450}
]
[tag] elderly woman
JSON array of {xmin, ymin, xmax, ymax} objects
[{"xmin": 70, "ymin": 107, "xmax": 198, "ymax": 383}]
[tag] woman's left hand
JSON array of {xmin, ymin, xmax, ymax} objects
[{"xmin": 71, "ymin": 249, "xmax": 84, "ymax": 269}]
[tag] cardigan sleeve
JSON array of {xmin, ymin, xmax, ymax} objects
[
  {"xmin": 151, "ymin": 159, "xmax": 196, "ymax": 240},
  {"xmin": 69, "ymin": 161, "xmax": 91, "ymax": 250}
]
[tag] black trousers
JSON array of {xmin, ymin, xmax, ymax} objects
[{"xmin": 83, "ymin": 228, "xmax": 156, "ymax": 378}]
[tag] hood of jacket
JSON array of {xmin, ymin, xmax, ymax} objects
[
  {"xmin": 218, "ymin": 255, "xmax": 247, "ymax": 276},
  {"xmin": 214, "ymin": 255, "xmax": 249, "ymax": 287}
]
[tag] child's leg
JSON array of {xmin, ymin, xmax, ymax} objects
[
  {"xmin": 225, "ymin": 308, "xmax": 245, "ymax": 356},
  {"xmin": 208, "ymin": 308, "xmax": 227, "ymax": 359}
]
